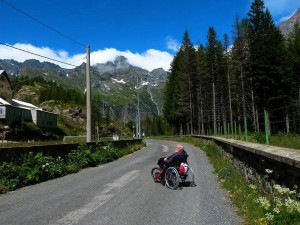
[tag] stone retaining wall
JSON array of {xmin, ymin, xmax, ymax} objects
[{"xmin": 192, "ymin": 135, "xmax": 300, "ymax": 191}]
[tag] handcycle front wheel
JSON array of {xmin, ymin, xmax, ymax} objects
[
  {"xmin": 165, "ymin": 167, "xmax": 180, "ymax": 189},
  {"xmin": 151, "ymin": 167, "xmax": 162, "ymax": 182},
  {"xmin": 181, "ymin": 166, "xmax": 195, "ymax": 186}
]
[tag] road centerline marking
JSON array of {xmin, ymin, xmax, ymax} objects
[{"xmin": 50, "ymin": 170, "xmax": 139, "ymax": 225}]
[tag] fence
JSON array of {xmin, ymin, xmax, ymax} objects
[{"xmin": 205, "ymin": 109, "xmax": 293, "ymax": 145}]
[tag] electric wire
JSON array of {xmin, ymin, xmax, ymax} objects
[
  {"xmin": 69, "ymin": 56, "xmax": 87, "ymax": 65},
  {"xmin": 0, "ymin": 43, "xmax": 77, "ymax": 67},
  {"xmin": 0, "ymin": 0, "xmax": 86, "ymax": 48}
]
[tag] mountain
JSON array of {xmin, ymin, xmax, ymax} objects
[
  {"xmin": 91, "ymin": 56, "xmax": 168, "ymax": 117},
  {"xmin": 0, "ymin": 56, "xmax": 168, "ymax": 123},
  {"xmin": 94, "ymin": 56, "xmax": 131, "ymax": 72},
  {"xmin": 0, "ymin": 59, "xmax": 22, "ymax": 75},
  {"xmin": 279, "ymin": 8, "xmax": 300, "ymax": 36}
]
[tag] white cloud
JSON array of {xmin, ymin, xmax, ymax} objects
[
  {"xmin": 0, "ymin": 43, "xmax": 174, "ymax": 71},
  {"xmin": 0, "ymin": 43, "xmax": 85, "ymax": 69},
  {"xmin": 91, "ymin": 48, "xmax": 173, "ymax": 71},
  {"xmin": 166, "ymin": 36, "xmax": 180, "ymax": 52}
]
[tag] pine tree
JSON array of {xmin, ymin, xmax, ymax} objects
[
  {"xmin": 163, "ymin": 51, "xmax": 183, "ymax": 134},
  {"xmin": 247, "ymin": 0, "xmax": 287, "ymax": 133},
  {"xmin": 223, "ymin": 34, "xmax": 233, "ymax": 134},
  {"xmin": 179, "ymin": 31, "xmax": 198, "ymax": 134},
  {"xmin": 205, "ymin": 27, "xmax": 221, "ymax": 134},
  {"xmin": 231, "ymin": 16, "xmax": 253, "ymax": 132},
  {"xmin": 196, "ymin": 44, "xmax": 207, "ymax": 134},
  {"xmin": 286, "ymin": 22, "xmax": 300, "ymax": 132},
  {"xmin": 163, "ymin": 31, "xmax": 198, "ymax": 134}
]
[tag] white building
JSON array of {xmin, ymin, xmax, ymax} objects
[{"xmin": 0, "ymin": 70, "xmax": 57, "ymax": 129}]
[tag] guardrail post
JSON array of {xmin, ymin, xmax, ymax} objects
[
  {"xmin": 227, "ymin": 123, "xmax": 230, "ymax": 136},
  {"xmin": 234, "ymin": 121, "xmax": 237, "ymax": 139},
  {"xmin": 264, "ymin": 110, "xmax": 270, "ymax": 145},
  {"xmin": 244, "ymin": 116, "xmax": 248, "ymax": 142}
]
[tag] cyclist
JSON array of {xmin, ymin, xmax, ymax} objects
[{"xmin": 157, "ymin": 143, "xmax": 188, "ymax": 181}]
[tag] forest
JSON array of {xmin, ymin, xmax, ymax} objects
[{"xmin": 163, "ymin": 0, "xmax": 300, "ymax": 136}]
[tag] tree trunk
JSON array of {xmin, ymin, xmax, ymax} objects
[
  {"xmin": 213, "ymin": 82, "xmax": 216, "ymax": 135},
  {"xmin": 240, "ymin": 64, "xmax": 246, "ymax": 120},
  {"xmin": 286, "ymin": 112, "xmax": 290, "ymax": 134},
  {"xmin": 227, "ymin": 64, "xmax": 233, "ymax": 134},
  {"xmin": 251, "ymin": 78, "xmax": 257, "ymax": 132},
  {"xmin": 188, "ymin": 76, "xmax": 193, "ymax": 135}
]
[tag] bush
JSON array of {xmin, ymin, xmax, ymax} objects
[
  {"xmin": 0, "ymin": 162, "xmax": 21, "ymax": 190},
  {"xmin": 0, "ymin": 142, "xmax": 144, "ymax": 193}
]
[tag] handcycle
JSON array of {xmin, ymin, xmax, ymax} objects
[{"xmin": 151, "ymin": 159, "xmax": 195, "ymax": 189}]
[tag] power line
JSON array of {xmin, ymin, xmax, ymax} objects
[
  {"xmin": 0, "ymin": 43, "xmax": 77, "ymax": 67},
  {"xmin": 0, "ymin": 0, "xmax": 86, "ymax": 48},
  {"xmin": 70, "ymin": 56, "xmax": 87, "ymax": 65}
]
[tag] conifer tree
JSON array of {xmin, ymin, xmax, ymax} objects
[
  {"xmin": 196, "ymin": 44, "xmax": 207, "ymax": 134},
  {"xmin": 163, "ymin": 50, "xmax": 183, "ymax": 134},
  {"xmin": 286, "ymin": 22, "xmax": 300, "ymax": 132},
  {"xmin": 179, "ymin": 31, "xmax": 198, "ymax": 134},
  {"xmin": 231, "ymin": 16, "xmax": 253, "ymax": 132},
  {"xmin": 223, "ymin": 34, "xmax": 233, "ymax": 134},
  {"xmin": 163, "ymin": 31, "xmax": 198, "ymax": 134},
  {"xmin": 205, "ymin": 27, "xmax": 221, "ymax": 134},
  {"xmin": 247, "ymin": 0, "xmax": 287, "ymax": 133}
]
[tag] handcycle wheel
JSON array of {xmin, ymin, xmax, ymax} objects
[
  {"xmin": 185, "ymin": 166, "xmax": 195, "ymax": 186},
  {"xmin": 151, "ymin": 167, "xmax": 161, "ymax": 182},
  {"xmin": 165, "ymin": 167, "xmax": 180, "ymax": 189}
]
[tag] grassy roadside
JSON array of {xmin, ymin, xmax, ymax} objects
[
  {"xmin": 164, "ymin": 136, "xmax": 300, "ymax": 225},
  {"xmin": 218, "ymin": 132, "xmax": 300, "ymax": 150}
]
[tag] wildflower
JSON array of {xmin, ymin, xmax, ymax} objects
[
  {"xmin": 285, "ymin": 197, "xmax": 300, "ymax": 213},
  {"xmin": 274, "ymin": 185, "xmax": 291, "ymax": 195},
  {"xmin": 45, "ymin": 163, "xmax": 49, "ymax": 166},
  {"xmin": 265, "ymin": 169, "xmax": 273, "ymax": 174},
  {"xmin": 249, "ymin": 184, "xmax": 256, "ymax": 190},
  {"xmin": 274, "ymin": 197, "xmax": 283, "ymax": 208},
  {"xmin": 42, "ymin": 165, "xmax": 45, "ymax": 168},
  {"xmin": 265, "ymin": 212, "xmax": 274, "ymax": 221},
  {"xmin": 273, "ymin": 207, "xmax": 280, "ymax": 214},
  {"xmin": 256, "ymin": 197, "xmax": 271, "ymax": 210}
]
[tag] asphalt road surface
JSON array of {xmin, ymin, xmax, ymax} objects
[{"xmin": 0, "ymin": 140, "xmax": 243, "ymax": 225}]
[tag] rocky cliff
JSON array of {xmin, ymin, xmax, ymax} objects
[{"xmin": 279, "ymin": 8, "xmax": 300, "ymax": 36}]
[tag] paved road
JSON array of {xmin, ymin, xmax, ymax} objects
[{"xmin": 0, "ymin": 140, "xmax": 243, "ymax": 225}]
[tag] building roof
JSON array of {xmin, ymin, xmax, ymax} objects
[
  {"xmin": 11, "ymin": 99, "xmax": 40, "ymax": 110},
  {"xmin": 0, "ymin": 97, "xmax": 11, "ymax": 105}
]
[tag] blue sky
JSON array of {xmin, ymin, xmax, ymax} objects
[{"xmin": 0, "ymin": 0, "xmax": 299, "ymax": 71}]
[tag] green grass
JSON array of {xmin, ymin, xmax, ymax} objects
[{"xmin": 217, "ymin": 132, "xmax": 300, "ymax": 150}]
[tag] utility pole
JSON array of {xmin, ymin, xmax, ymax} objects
[
  {"xmin": 136, "ymin": 76, "xmax": 141, "ymax": 138},
  {"xmin": 86, "ymin": 45, "xmax": 92, "ymax": 142}
]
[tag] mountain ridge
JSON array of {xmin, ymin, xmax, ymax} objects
[
  {"xmin": 279, "ymin": 8, "xmax": 300, "ymax": 36},
  {"xmin": 0, "ymin": 56, "xmax": 168, "ymax": 122}
]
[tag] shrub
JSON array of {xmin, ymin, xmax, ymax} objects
[
  {"xmin": 0, "ymin": 162, "xmax": 21, "ymax": 190},
  {"xmin": 0, "ymin": 142, "xmax": 143, "ymax": 193}
]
